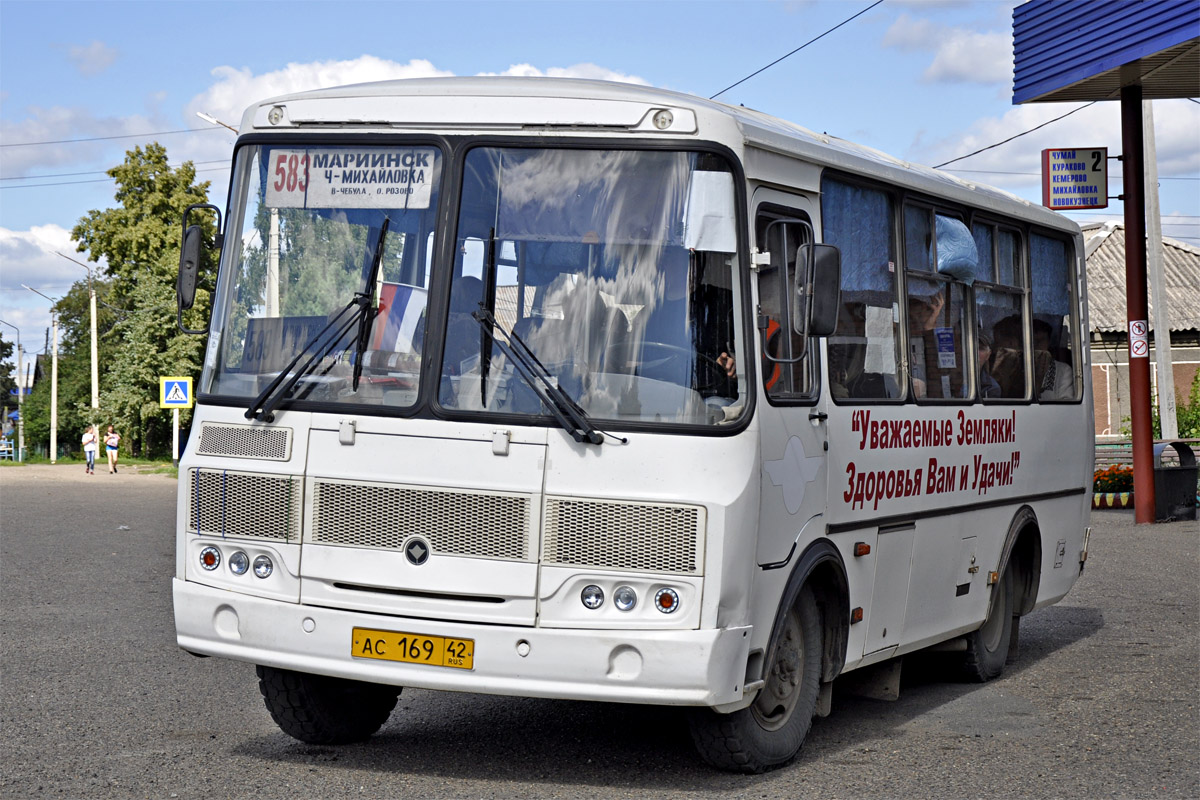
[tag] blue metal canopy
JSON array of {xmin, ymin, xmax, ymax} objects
[{"xmin": 1013, "ymin": 0, "xmax": 1199, "ymax": 104}]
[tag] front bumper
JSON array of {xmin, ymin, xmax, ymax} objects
[{"xmin": 174, "ymin": 578, "xmax": 752, "ymax": 707}]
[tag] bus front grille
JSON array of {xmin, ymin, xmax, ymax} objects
[
  {"xmin": 543, "ymin": 497, "xmax": 704, "ymax": 575},
  {"xmin": 186, "ymin": 468, "xmax": 303, "ymax": 541},
  {"xmin": 309, "ymin": 479, "xmax": 534, "ymax": 561},
  {"xmin": 194, "ymin": 422, "xmax": 291, "ymax": 461}
]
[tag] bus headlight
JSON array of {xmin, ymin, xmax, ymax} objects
[
  {"xmin": 253, "ymin": 555, "xmax": 274, "ymax": 579},
  {"xmin": 228, "ymin": 551, "xmax": 250, "ymax": 575},
  {"xmin": 613, "ymin": 585, "xmax": 637, "ymax": 612},
  {"xmin": 580, "ymin": 584, "xmax": 604, "ymax": 609}
]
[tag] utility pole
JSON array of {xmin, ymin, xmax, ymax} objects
[
  {"xmin": 57, "ymin": 253, "xmax": 101, "ymax": 415},
  {"xmin": 0, "ymin": 319, "xmax": 24, "ymax": 461},
  {"xmin": 1142, "ymin": 100, "xmax": 1176, "ymax": 439},
  {"xmin": 23, "ymin": 285, "xmax": 59, "ymax": 463}
]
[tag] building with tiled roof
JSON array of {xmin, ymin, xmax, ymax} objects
[{"xmin": 1084, "ymin": 222, "xmax": 1200, "ymax": 438}]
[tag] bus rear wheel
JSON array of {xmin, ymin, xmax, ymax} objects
[
  {"xmin": 688, "ymin": 587, "xmax": 822, "ymax": 773},
  {"xmin": 961, "ymin": 563, "xmax": 1014, "ymax": 682},
  {"xmin": 256, "ymin": 665, "xmax": 400, "ymax": 744}
]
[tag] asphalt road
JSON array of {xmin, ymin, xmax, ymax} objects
[{"xmin": 1, "ymin": 464, "xmax": 1196, "ymax": 800}]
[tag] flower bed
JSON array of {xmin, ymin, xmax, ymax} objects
[
  {"xmin": 1093, "ymin": 492, "xmax": 1134, "ymax": 509},
  {"xmin": 1093, "ymin": 465, "xmax": 1135, "ymax": 509}
]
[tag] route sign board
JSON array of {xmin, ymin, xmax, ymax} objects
[{"xmin": 1042, "ymin": 148, "xmax": 1108, "ymax": 210}]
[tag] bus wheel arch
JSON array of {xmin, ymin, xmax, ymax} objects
[
  {"xmin": 687, "ymin": 539, "xmax": 848, "ymax": 773},
  {"xmin": 962, "ymin": 507, "xmax": 1043, "ymax": 681}
]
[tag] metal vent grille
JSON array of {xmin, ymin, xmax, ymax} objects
[
  {"xmin": 543, "ymin": 497, "xmax": 704, "ymax": 575},
  {"xmin": 310, "ymin": 480, "xmax": 533, "ymax": 561},
  {"xmin": 195, "ymin": 423, "xmax": 291, "ymax": 461},
  {"xmin": 186, "ymin": 469, "xmax": 302, "ymax": 541}
]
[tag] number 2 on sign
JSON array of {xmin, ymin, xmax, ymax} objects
[{"xmin": 273, "ymin": 153, "xmax": 309, "ymax": 193}]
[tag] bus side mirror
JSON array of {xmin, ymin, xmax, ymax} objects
[
  {"xmin": 794, "ymin": 243, "xmax": 841, "ymax": 337},
  {"xmin": 178, "ymin": 225, "xmax": 202, "ymax": 311},
  {"xmin": 177, "ymin": 203, "xmax": 223, "ymax": 335}
]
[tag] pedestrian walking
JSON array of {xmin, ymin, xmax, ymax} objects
[
  {"xmin": 81, "ymin": 426, "xmax": 98, "ymax": 475},
  {"xmin": 104, "ymin": 425, "xmax": 121, "ymax": 474}
]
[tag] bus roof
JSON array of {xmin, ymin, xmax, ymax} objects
[{"xmin": 241, "ymin": 76, "xmax": 1078, "ymax": 236}]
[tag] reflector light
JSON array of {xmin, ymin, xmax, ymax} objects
[
  {"xmin": 854, "ymin": 542, "xmax": 871, "ymax": 557},
  {"xmin": 199, "ymin": 546, "xmax": 220, "ymax": 571},
  {"xmin": 654, "ymin": 587, "xmax": 679, "ymax": 614},
  {"xmin": 850, "ymin": 607, "xmax": 864, "ymax": 624}
]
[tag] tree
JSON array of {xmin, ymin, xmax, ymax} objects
[
  {"xmin": 70, "ymin": 143, "xmax": 216, "ymax": 457},
  {"xmin": 0, "ymin": 336, "xmax": 14, "ymax": 403}
]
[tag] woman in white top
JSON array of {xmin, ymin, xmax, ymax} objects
[{"xmin": 81, "ymin": 426, "xmax": 98, "ymax": 475}]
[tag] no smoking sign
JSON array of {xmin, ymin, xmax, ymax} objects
[{"xmin": 1129, "ymin": 320, "xmax": 1149, "ymax": 358}]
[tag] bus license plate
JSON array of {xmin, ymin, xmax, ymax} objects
[{"xmin": 351, "ymin": 627, "xmax": 474, "ymax": 670}]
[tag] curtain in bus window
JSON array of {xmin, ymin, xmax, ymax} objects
[
  {"xmin": 1030, "ymin": 233, "xmax": 1077, "ymax": 401},
  {"xmin": 821, "ymin": 178, "xmax": 901, "ymax": 400}
]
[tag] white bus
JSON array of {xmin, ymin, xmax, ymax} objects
[{"xmin": 173, "ymin": 78, "xmax": 1093, "ymax": 772}]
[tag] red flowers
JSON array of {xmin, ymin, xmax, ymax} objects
[{"xmin": 1094, "ymin": 465, "xmax": 1134, "ymax": 493}]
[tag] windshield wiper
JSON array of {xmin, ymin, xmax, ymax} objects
[
  {"xmin": 471, "ymin": 306, "xmax": 603, "ymax": 445},
  {"xmin": 244, "ymin": 219, "xmax": 390, "ymax": 422},
  {"xmin": 352, "ymin": 217, "xmax": 389, "ymax": 391}
]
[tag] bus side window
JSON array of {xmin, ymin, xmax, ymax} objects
[
  {"xmin": 973, "ymin": 224, "xmax": 1027, "ymax": 400},
  {"xmin": 904, "ymin": 207, "xmax": 971, "ymax": 402},
  {"xmin": 755, "ymin": 211, "xmax": 814, "ymax": 401},
  {"xmin": 1030, "ymin": 233, "xmax": 1079, "ymax": 402},
  {"xmin": 821, "ymin": 178, "xmax": 903, "ymax": 401}
]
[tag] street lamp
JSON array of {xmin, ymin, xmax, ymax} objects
[
  {"xmin": 57, "ymin": 252, "xmax": 100, "ymax": 412},
  {"xmin": 0, "ymin": 318, "xmax": 25, "ymax": 462},
  {"xmin": 196, "ymin": 111, "xmax": 238, "ymax": 133},
  {"xmin": 22, "ymin": 284, "xmax": 59, "ymax": 464}
]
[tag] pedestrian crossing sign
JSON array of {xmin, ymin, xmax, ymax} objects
[{"xmin": 160, "ymin": 376, "xmax": 193, "ymax": 409}]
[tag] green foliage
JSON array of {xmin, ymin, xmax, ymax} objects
[
  {"xmin": 61, "ymin": 143, "xmax": 215, "ymax": 457},
  {"xmin": 0, "ymin": 335, "xmax": 14, "ymax": 401},
  {"xmin": 1120, "ymin": 371, "xmax": 1200, "ymax": 440}
]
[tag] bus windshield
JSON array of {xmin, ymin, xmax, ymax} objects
[
  {"xmin": 202, "ymin": 143, "xmax": 745, "ymax": 428},
  {"xmin": 203, "ymin": 143, "xmax": 443, "ymax": 409},
  {"xmin": 440, "ymin": 147, "xmax": 744, "ymax": 428}
]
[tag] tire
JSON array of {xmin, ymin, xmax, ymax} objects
[
  {"xmin": 961, "ymin": 563, "xmax": 1014, "ymax": 682},
  {"xmin": 256, "ymin": 665, "xmax": 400, "ymax": 745},
  {"xmin": 688, "ymin": 587, "xmax": 822, "ymax": 773}
]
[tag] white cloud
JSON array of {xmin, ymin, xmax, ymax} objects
[
  {"xmin": 0, "ymin": 224, "xmax": 100, "ymax": 351},
  {"xmin": 0, "ymin": 106, "xmax": 163, "ymax": 177},
  {"xmin": 883, "ymin": 13, "xmax": 1011, "ymax": 85},
  {"xmin": 68, "ymin": 40, "xmax": 118, "ymax": 76},
  {"xmin": 481, "ymin": 63, "xmax": 649, "ymax": 84},
  {"xmin": 185, "ymin": 56, "xmax": 456, "ymax": 132}
]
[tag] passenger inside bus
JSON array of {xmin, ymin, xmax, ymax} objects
[
  {"xmin": 988, "ymin": 315, "xmax": 1027, "ymax": 398},
  {"xmin": 978, "ymin": 332, "xmax": 1002, "ymax": 398},
  {"xmin": 1033, "ymin": 318, "xmax": 1074, "ymax": 401}
]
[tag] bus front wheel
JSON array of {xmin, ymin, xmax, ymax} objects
[
  {"xmin": 688, "ymin": 587, "xmax": 822, "ymax": 773},
  {"xmin": 256, "ymin": 665, "xmax": 400, "ymax": 744}
]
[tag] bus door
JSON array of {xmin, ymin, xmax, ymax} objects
[{"xmin": 752, "ymin": 190, "xmax": 827, "ymax": 566}]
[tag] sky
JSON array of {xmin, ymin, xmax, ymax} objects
[{"xmin": 2, "ymin": 0, "xmax": 1198, "ymax": 372}]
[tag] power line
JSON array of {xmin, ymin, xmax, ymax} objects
[
  {"xmin": 0, "ymin": 160, "xmax": 230, "ymax": 182},
  {"xmin": 0, "ymin": 164, "xmax": 231, "ymax": 190},
  {"xmin": 0, "ymin": 126, "xmax": 228, "ymax": 148},
  {"xmin": 944, "ymin": 168, "xmax": 1199, "ymax": 182},
  {"xmin": 711, "ymin": 1, "xmax": 884, "ymax": 100},
  {"xmin": 933, "ymin": 102, "xmax": 1097, "ymax": 169}
]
